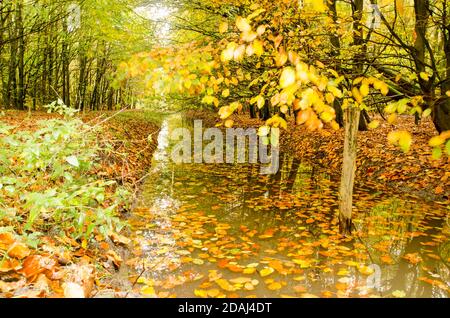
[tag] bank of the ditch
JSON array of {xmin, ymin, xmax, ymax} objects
[{"xmin": 0, "ymin": 110, "xmax": 161, "ymax": 298}]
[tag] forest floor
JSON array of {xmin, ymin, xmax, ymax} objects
[
  {"xmin": 0, "ymin": 110, "xmax": 161, "ymax": 298},
  {"xmin": 185, "ymin": 110, "xmax": 450, "ymax": 204}
]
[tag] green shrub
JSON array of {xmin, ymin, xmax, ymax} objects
[{"xmin": 0, "ymin": 100, "xmax": 127, "ymax": 241}]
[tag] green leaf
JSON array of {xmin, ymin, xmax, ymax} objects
[
  {"xmin": 422, "ymin": 108, "xmax": 432, "ymax": 118},
  {"xmin": 66, "ymin": 155, "xmax": 80, "ymax": 168},
  {"xmin": 432, "ymin": 147, "xmax": 443, "ymax": 160}
]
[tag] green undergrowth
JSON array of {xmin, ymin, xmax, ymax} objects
[{"xmin": 0, "ymin": 101, "xmax": 161, "ymax": 250}]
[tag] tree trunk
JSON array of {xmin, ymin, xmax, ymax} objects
[
  {"xmin": 259, "ymin": 101, "xmax": 271, "ymax": 120},
  {"xmin": 338, "ymin": 0, "xmax": 364, "ymax": 235},
  {"xmin": 339, "ymin": 107, "xmax": 360, "ymax": 235},
  {"xmin": 62, "ymin": 19, "xmax": 70, "ymax": 107},
  {"xmin": 433, "ymin": 97, "xmax": 450, "ymax": 133},
  {"xmin": 16, "ymin": 0, "xmax": 25, "ymax": 110}
]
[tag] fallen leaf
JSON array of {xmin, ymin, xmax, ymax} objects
[
  {"xmin": 392, "ymin": 290, "xmax": 406, "ymax": 298},
  {"xmin": 109, "ymin": 231, "xmax": 131, "ymax": 246},
  {"xmin": 64, "ymin": 282, "xmax": 85, "ymax": 298},
  {"xmin": 267, "ymin": 282, "xmax": 282, "ymax": 291},
  {"xmin": 259, "ymin": 267, "xmax": 274, "ymax": 277},
  {"xmin": 7, "ymin": 242, "xmax": 31, "ymax": 259},
  {"xmin": 0, "ymin": 232, "xmax": 15, "ymax": 250}
]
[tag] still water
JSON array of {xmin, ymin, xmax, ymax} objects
[{"xmin": 129, "ymin": 114, "xmax": 449, "ymax": 298}]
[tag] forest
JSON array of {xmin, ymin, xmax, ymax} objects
[{"xmin": 0, "ymin": 0, "xmax": 449, "ymax": 300}]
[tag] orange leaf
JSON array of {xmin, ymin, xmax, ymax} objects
[
  {"xmin": 7, "ymin": 242, "xmax": 31, "ymax": 260},
  {"xmin": 0, "ymin": 258, "xmax": 22, "ymax": 273},
  {"xmin": 0, "ymin": 232, "xmax": 15, "ymax": 251}
]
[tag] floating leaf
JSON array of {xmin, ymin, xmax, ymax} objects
[
  {"xmin": 259, "ymin": 267, "xmax": 274, "ymax": 277},
  {"xmin": 267, "ymin": 282, "xmax": 282, "ymax": 291},
  {"xmin": 392, "ymin": 290, "xmax": 406, "ymax": 298},
  {"xmin": 215, "ymin": 279, "xmax": 235, "ymax": 291},
  {"xmin": 194, "ymin": 289, "xmax": 208, "ymax": 298}
]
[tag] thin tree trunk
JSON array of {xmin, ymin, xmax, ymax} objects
[
  {"xmin": 339, "ymin": 107, "xmax": 360, "ymax": 235},
  {"xmin": 338, "ymin": 0, "xmax": 364, "ymax": 235},
  {"xmin": 17, "ymin": 0, "xmax": 25, "ymax": 110}
]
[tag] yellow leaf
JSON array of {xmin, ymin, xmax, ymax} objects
[
  {"xmin": 243, "ymin": 267, "xmax": 256, "ymax": 274},
  {"xmin": 328, "ymin": 86, "xmax": 343, "ymax": 98},
  {"xmin": 420, "ymin": 72, "xmax": 429, "ymax": 81},
  {"xmin": 330, "ymin": 120, "xmax": 340, "ymax": 131},
  {"xmin": 256, "ymin": 25, "xmax": 266, "ymax": 36},
  {"xmin": 358, "ymin": 265, "xmax": 374, "ymax": 275},
  {"xmin": 352, "ymin": 87, "xmax": 363, "ymax": 104},
  {"xmin": 241, "ymin": 31, "xmax": 258, "ymax": 42},
  {"xmin": 193, "ymin": 258, "xmax": 204, "ymax": 265},
  {"xmin": 194, "ymin": 289, "xmax": 208, "ymax": 298},
  {"xmin": 353, "ymin": 77, "xmax": 364, "ymax": 85},
  {"xmin": 388, "ymin": 113, "xmax": 397, "ymax": 124},
  {"xmin": 248, "ymin": 8, "xmax": 266, "ymax": 20},
  {"xmin": 221, "ymin": 42, "xmax": 236, "ymax": 62},
  {"xmin": 259, "ymin": 267, "xmax": 274, "ymax": 277},
  {"xmin": 233, "ymin": 45, "xmax": 246, "ymax": 61},
  {"xmin": 141, "ymin": 286, "xmax": 156, "ymax": 296},
  {"xmin": 360, "ymin": 84, "xmax": 370, "ymax": 97},
  {"xmin": 224, "ymin": 119, "xmax": 234, "ymax": 128},
  {"xmin": 267, "ymin": 282, "xmax": 282, "ymax": 291},
  {"xmin": 215, "ymin": 279, "xmax": 235, "ymax": 291},
  {"xmin": 252, "ymin": 40, "xmax": 264, "ymax": 57},
  {"xmin": 219, "ymin": 22, "xmax": 228, "ymax": 34},
  {"xmin": 307, "ymin": 0, "xmax": 327, "ymax": 12},
  {"xmin": 368, "ymin": 120, "xmax": 380, "ymax": 130},
  {"xmin": 398, "ymin": 131, "xmax": 412, "ymax": 153},
  {"xmin": 280, "ymin": 67, "xmax": 296, "ymax": 89},
  {"xmin": 388, "ymin": 131, "xmax": 412, "ymax": 153},
  {"xmin": 236, "ymin": 17, "xmax": 251, "ymax": 33},
  {"xmin": 222, "ymin": 89, "xmax": 230, "ymax": 98},
  {"xmin": 392, "ymin": 290, "xmax": 406, "ymax": 298},
  {"xmin": 230, "ymin": 277, "xmax": 251, "ymax": 284},
  {"xmin": 207, "ymin": 289, "xmax": 220, "ymax": 297},
  {"xmin": 429, "ymin": 136, "xmax": 445, "ymax": 147},
  {"xmin": 380, "ymin": 82, "xmax": 389, "ymax": 96},
  {"xmin": 219, "ymin": 106, "xmax": 233, "ymax": 120},
  {"xmin": 292, "ymin": 259, "xmax": 310, "ymax": 268}
]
